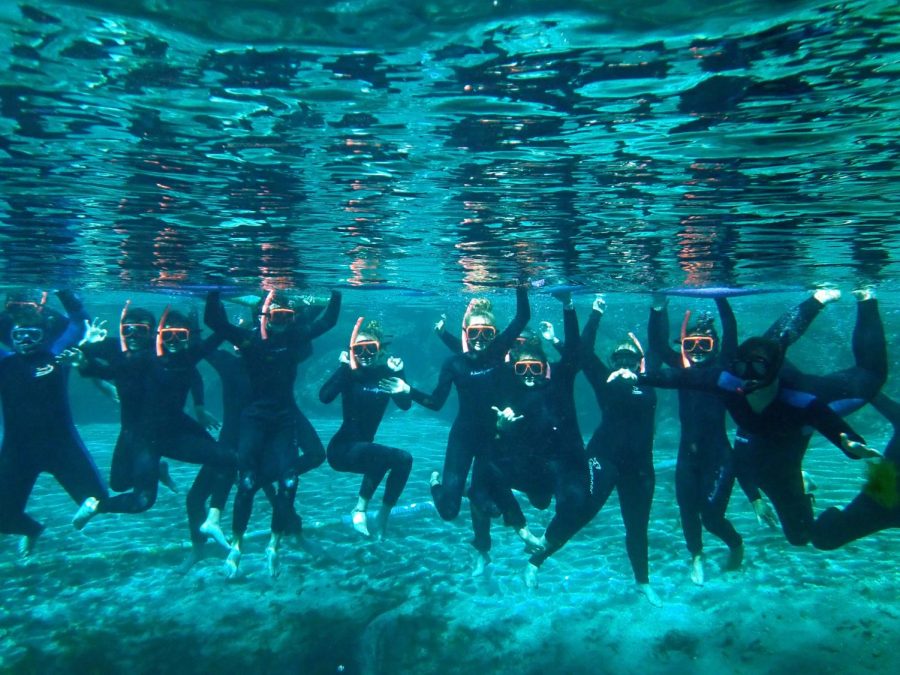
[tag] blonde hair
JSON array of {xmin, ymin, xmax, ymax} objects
[
  {"xmin": 464, "ymin": 298, "xmax": 495, "ymax": 326},
  {"xmin": 356, "ymin": 320, "xmax": 384, "ymax": 342}
]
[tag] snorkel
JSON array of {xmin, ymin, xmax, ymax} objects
[
  {"xmin": 120, "ymin": 300, "xmax": 131, "ymax": 353},
  {"xmin": 460, "ymin": 299, "xmax": 478, "ymax": 354},
  {"xmin": 349, "ymin": 316, "xmax": 364, "ymax": 370},
  {"xmin": 680, "ymin": 310, "xmax": 691, "ymax": 368},
  {"xmin": 155, "ymin": 305, "xmax": 170, "ymax": 357},
  {"xmin": 259, "ymin": 289, "xmax": 276, "ymax": 341}
]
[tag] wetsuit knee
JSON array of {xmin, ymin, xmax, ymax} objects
[{"xmin": 809, "ymin": 507, "xmax": 842, "ymax": 551}]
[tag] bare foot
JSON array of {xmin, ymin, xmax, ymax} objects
[
  {"xmin": 471, "ymin": 550, "xmax": 490, "ymax": 577},
  {"xmin": 224, "ymin": 546, "xmax": 242, "ymax": 580},
  {"xmin": 638, "ymin": 583, "xmax": 662, "ymax": 607},
  {"xmin": 351, "ymin": 509, "xmax": 370, "ymax": 537},
  {"xmin": 524, "ymin": 563, "xmax": 539, "ymax": 589},
  {"xmin": 690, "ymin": 554, "xmax": 704, "ymax": 586}
]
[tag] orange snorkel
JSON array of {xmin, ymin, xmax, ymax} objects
[
  {"xmin": 156, "ymin": 305, "xmax": 170, "ymax": 357},
  {"xmin": 259, "ymin": 289, "xmax": 275, "ymax": 341},
  {"xmin": 460, "ymin": 299, "xmax": 478, "ymax": 354},
  {"xmin": 680, "ymin": 310, "xmax": 691, "ymax": 369},
  {"xmin": 349, "ymin": 316, "xmax": 364, "ymax": 370},
  {"xmin": 627, "ymin": 332, "xmax": 646, "ymax": 374},
  {"xmin": 119, "ymin": 300, "xmax": 131, "ymax": 353}
]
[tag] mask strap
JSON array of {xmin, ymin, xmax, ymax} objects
[
  {"xmin": 349, "ymin": 316, "xmax": 364, "ymax": 370},
  {"xmin": 628, "ymin": 332, "xmax": 646, "ymax": 374},
  {"xmin": 120, "ymin": 299, "xmax": 131, "ymax": 352},
  {"xmin": 680, "ymin": 310, "xmax": 691, "ymax": 369},
  {"xmin": 39, "ymin": 291, "xmax": 48, "ymax": 309},
  {"xmin": 156, "ymin": 305, "xmax": 170, "ymax": 357},
  {"xmin": 260, "ymin": 289, "xmax": 275, "ymax": 340}
]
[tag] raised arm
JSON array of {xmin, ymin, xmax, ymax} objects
[
  {"xmin": 319, "ymin": 362, "xmax": 350, "ymax": 404},
  {"xmin": 648, "ymin": 295, "xmax": 681, "ymax": 369},
  {"xmin": 49, "ymin": 290, "xmax": 89, "ymax": 354},
  {"xmin": 579, "ymin": 302, "xmax": 610, "ymax": 386},
  {"xmin": 204, "ymin": 291, "xmax": 252, "ymax": 346},
  {"xmin": 307, "ymin": 290, "xmax": 342, "ymax": 339},
  {"xmin": 715, "ymin": 297, "xmax": 738, "ymax": 362},
  {"xmin": 492, "ymin": 286, "xmax": 530, "ymax": 354}
]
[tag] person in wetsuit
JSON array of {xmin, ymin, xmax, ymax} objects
[
  {"xmin": 471, "ymin": 292, "xmax": 589, "ymax": 587},
  {"xmin": 0, "ymin": 290, "xmax": 67, "ymax": 347},
  {"xmin": 204, "ymin": 288, "xmax": 340, "ymax": 579},
  {"xmin": 321, "ymin": 318, "xmax": 413, "ymax": 539},
  {"xmin": 648, "ymin": 295, "xmax": 747, "ymax": 584},
  {"xmin": 630, "ymin": 334, "xmax": 881, "ymax": 548},
  {"xmin": 71, "ymin": 308, "xmax": 236, "ymax": 568},
  {"xmin": 386, "ymin": 286, "xmax": 530, "ymax": 534},
  {"xmin": 811, "ymin": 391, "xmax": 900, "ymax": 549},
  {"xmin": 0, "ymin": 291, "xmax": 107, "ymax": 558},
  {"xmin": 578, "ymin": 295, "xmax": 662, "ymax": 606}
]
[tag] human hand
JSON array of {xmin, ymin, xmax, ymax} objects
[
  {"xmin": 386, "ymin": 356, "xmax": 404, "ymax": 372},
  {"xmin": 78, "ymin": 318, "xmax": 108, "ymax": 346},
  {"xmin": 751, "ymin": 498, "xmax": 778, "ymax": 529},
  {"xmin": 592, "ymin": 295, "xmax": 606, "ymax": 314},
  {"xmin": 379, "ymin": 377, "xmax": 410, "ymax": 395}
]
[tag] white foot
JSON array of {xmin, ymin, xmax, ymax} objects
[
  {"xmin": 72, "ymin": 497, "xmax": 99, "ymax": 531},
  {"xmin": 266, "ymin": 546, "xmax": 280, "ymax": 579},
  {"xmin": 690, "ymin": 554, "xmax": 704, "ymax": 586},
  {"xmin": 351, "ymin": 509, "xmax": 370, "ymax": 537},
  {"xmin": 516, "ymin": 528, "xmax": 545, "ymax": 554},
  {"xmin": 471, "ymin": 550, "xmax": 490, "ymax": 577},
  {"xmin": 813, "ymin": 286, "xmax": 841, "ymax": 305},
  {"xmin": 200, "ymin": 518, "xmax": 230, "ymax": 550},
  {"xmin": 524, "ymin": 562, "xmax": 539, "ymax": 589},
  {"xmin": 224, "ymin": 546, "xmax": 242, "ymax": 580},
  {"xmin": 638, "ymin": 583, "xmax": 662, "ymax": 607},
  {"xmin": 159, "ymin": 462, "xmax": 179, "ymax": 494},
  {"xmin": 429, "ymin": 471, "xmax": 441, "ymax": 488}
]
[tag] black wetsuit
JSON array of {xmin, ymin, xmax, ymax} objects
[
  {"xmin": 320, "ymin": 362, "xmax": 413, "ymax": 506},
  {"xmin": 0, "ymin": 293, "xmax": 108, "ymax": 538},
  {"xmin": 641, "ymin": 366, "xmax": 866, "ymax": 546},
  {"xmin": 205, "ymin": 290, "xmax": 340, "ymax": 538},
  {"xmin": 409, "ymin": 286, "xmax": 530, "ymax": 521},
  {"xmin": 648, "ymin": 298, "xmax": 743, "ymax": 558},
  {"xmin": 81, "ymin": 337, "xmax": 204, "ymax": 492},
  {"xmin": 732, "ymin": 296, "xmax": 886, "ymax": 507},
  {"xmin": 473, "ymin": 303, "xmax": 589, "ymax": 567},
  {"xmin": 580, "ymin": 309, "xmax": 658, "ymax": 585},
  {"xmin": 811, "ymin": 392, "xmax": 900, "ymax": 549},
  {"xmin": 89, "ymin": 334, "xmax": 235, "ymax": 547}
]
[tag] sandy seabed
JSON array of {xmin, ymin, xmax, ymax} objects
[{"xmin": 0, "ymin": 417, "xmax": 897, "ymax": 675}]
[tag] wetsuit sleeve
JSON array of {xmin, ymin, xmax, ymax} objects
[
  {"xmin": 50, "ymin": 290, "xmax": 89, "ymax": 354},
  {"xmin": 807, "ymin": 398, "xmax": 865, "ymax": 458},
  {"xmin": 409, "ymin": 357, "xmax": 455, "ymax": 410},
  {"xmin": 78, "ymin": 355, "xmax": 117, "ymax": 380},
  {"xmin": 559, "ymin": 306, "xmax": 580, "ymax": 367},
  {"xmin": 189, "ymin": 366, "xmax": 205, "ymax": 406},
  {"xmin": 204, "ymin": 291, "xmax": 251, "ymax": 346},
  {"xmin": 186, "ymin": 332, "xmax": 226, "ymax": 365},
  {"xmin": 437, "ymin": 328, "xmax": 463, "ymax": 354},
  {"xmin": 763, "ymin": 295, "xmax": 823, "ymax": 349},
  {"xmin": 648, "ymin": 306, "xmax": 681, "ymax": 369},
  {"xmin": 492, "ymin": 286, "xmax": 531, "ymax": 354},
  {"xmin": 715, "ymin": 298, "xmax": 738, "ymax": 362},
  {"xmin": 579, "ymin": 309, "xmax": 610, "ymax": 387},
  {"xmin": 307, "ymin": 290, "xmax": 342, "ymax": 339},
  {"xmin": 319, "ymin": 363, "xmax": 349, "ymax": 404},
  {"xmin": 392, "ymin": 367, "xmax": 412, "ymax": 410},
  {"xmin": 638, "ymin": 365, "xmax": 721, "ymax": 392}
]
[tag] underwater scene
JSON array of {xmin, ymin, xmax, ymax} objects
[{"xmin": 1, "ymin": 0, "xmax": 899, "ymax": 673}]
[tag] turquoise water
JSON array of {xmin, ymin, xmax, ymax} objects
[{"xmin": 1, "ymin": 0, "xmax": 899, "ymax": 673}]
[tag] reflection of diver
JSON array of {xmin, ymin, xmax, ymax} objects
[
  {"xmin": 811, "ymin": 392, "xmax": 900, "ymax": 549},
  {"xmin": 205, "ymin": 289, "xmax": 340, "ymax": 579},
  {"xmin": 0, "ymin": 291, "xmax": 107, "ymax": 558},
  {"xmin": 321, "ymin": 318, "xmax": 412, "ymax": 539}
]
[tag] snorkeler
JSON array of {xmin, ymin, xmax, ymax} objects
[
  {"xmin": 321, "ymin": 318, "xmax": 413, "ymax": 539},
  {"xmin": 469, "ymin": 291, "xmax": 589, "ymax": 587},
  {"xmin": 0, "ymin": 291, "xmax": 108, "ymax": 558},
  {"xmin": 0, "ymin": 290, "xmax": 68, "ymax": 348},
  {"xmin": 647, "ymin": 294, "xmax": 746, "ymax": 584},
  {"xmin": 383, "ymin": 285, "xmax": 530, "ymax": 526},
  {"xmin": 70, "ymin": 308, "xmax": 237, "ymax": 568},
  {"xmin": 625, "ymin": 332, "xmax": 881, "ymax": 548},
  {"xmin": 810, "ymin": 391, "xmax": 900, "ymax": 549},
  {"xmin": 204, "ymin": 288, "xmax": 341, "ymax": 579},
  {"xmin": 579, "ymin": 295, "xmax": 662, "ymax": 607}
]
